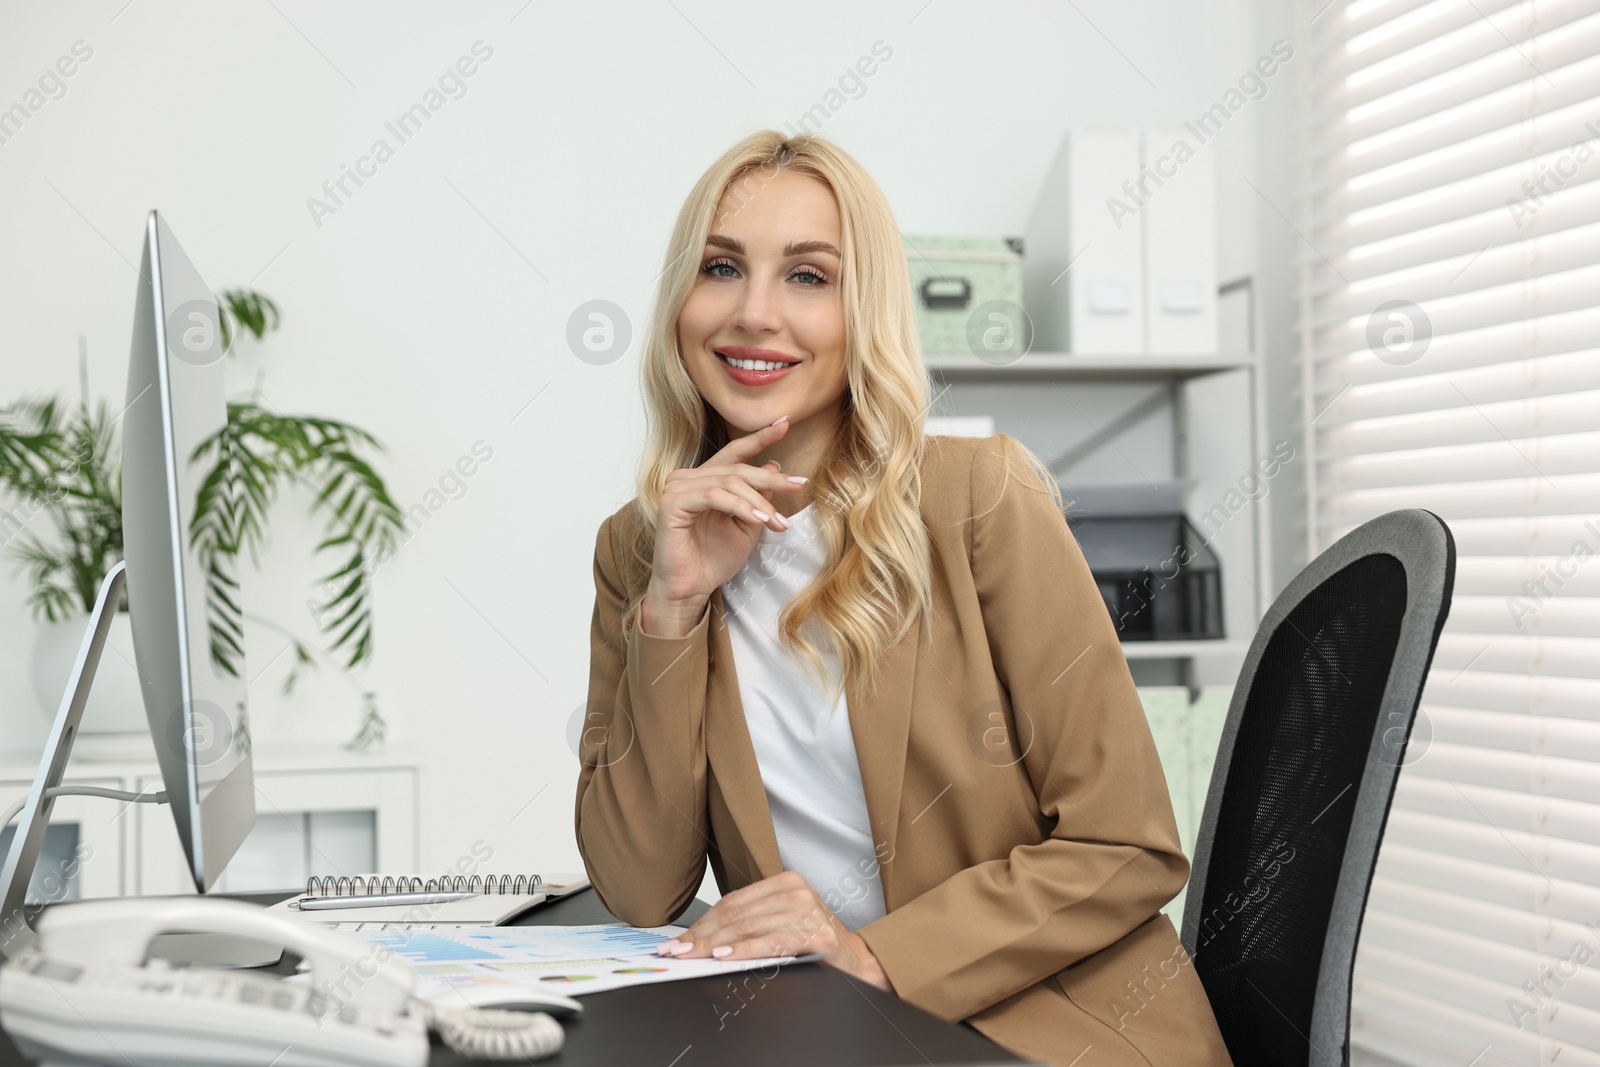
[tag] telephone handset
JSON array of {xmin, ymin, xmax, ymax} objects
[{"xmin": 0, "ymin": 897, "xmax": 565, "ymax": 1065}]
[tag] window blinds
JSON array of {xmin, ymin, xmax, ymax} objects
[{"xmin": 1306, "ymin": 1, "xmax": 1600, "ymax": 1064}]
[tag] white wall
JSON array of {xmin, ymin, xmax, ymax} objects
[
  {"xmin": 1247, "ymin": 0, "xmax": 1313, "ymax": 588},
  {"xmin": 0, "ymin": 0, "xmax": 1285, "ymax": 882}
]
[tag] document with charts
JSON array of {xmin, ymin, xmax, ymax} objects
[{"xmin": 342, "ymin": 924, "xmax": 820, "ymax": 999}]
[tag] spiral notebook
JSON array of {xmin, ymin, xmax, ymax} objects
[{"xmin": 269, "ymin": 872, "xmax": 591, "ymax": 927}]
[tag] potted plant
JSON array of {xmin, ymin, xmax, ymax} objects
[{"xmin": 1, "ymin": 291, "xmax": 404, "ymax": 756}]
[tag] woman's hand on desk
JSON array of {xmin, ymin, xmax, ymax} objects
[{"xmin": 654, "ymin": 870, "xmax": 893, "ymax": 993}]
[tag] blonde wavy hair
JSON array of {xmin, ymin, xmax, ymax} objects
[{"xmin": 616, "ymin": 130, "xmax": 939, "ymax": 703}]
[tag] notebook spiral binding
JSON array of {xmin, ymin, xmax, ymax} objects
[{"xmin": 304, "ymin": 873, "xmax": 546, "ymax": 896}]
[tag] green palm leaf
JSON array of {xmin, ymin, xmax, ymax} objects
[
  {"xmin": 189, "ymin": 400, "xmax": 403, "ymax": 678},
  {"xmin": 218, "ymin": 289, "xmax": 281, "ymax": 355},
  {"xmin": 0, "ymin": 399, "xmax": 67, "ymax": 498},
  {"xmin": 2, "ymin": 401, "xmax": 125, "ymax": 619},
  {"xmin": 4, "ymin": 289, "xmax": 397, "ymax": 721}
]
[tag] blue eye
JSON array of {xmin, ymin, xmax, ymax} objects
[{"xmin": 699, "ymin": 259, "xmax": 830, "ymax": 285}]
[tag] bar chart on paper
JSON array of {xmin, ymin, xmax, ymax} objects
[{"xmin": 343, "ymin": 924, "xmax": 819, "ymax": 999}]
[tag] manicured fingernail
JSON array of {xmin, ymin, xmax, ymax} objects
[
  {"xmin": 771, "ymin": 415, "xmax": 788, "ymax": 426},
  {"xmin": 786, "ymin": 475, "xmax": 808, "ymax": 484},
  {"xmin": 774, "ymin": 513, "xmax": 790, "ymax": 529},
  {"xmin": 657, "ymin": 940, "xmax": 681, "ymax": 955},
  {"xmin": 670, "ymin": 941, "xmax": 694, "ymax": 956},
  {"xmin": 752, "ymin": 509, "xmax": 769, "ymax": 522},
  {"xmin": 712, "ymin": 946, "xmax": 732, "ymax": 958}
]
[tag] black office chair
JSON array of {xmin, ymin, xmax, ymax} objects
[{"xmin": 1181, "ymin": 508, "xmax": 1455, "ymax": 1066}]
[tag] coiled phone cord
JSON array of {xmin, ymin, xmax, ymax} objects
[{"xmin": 421, "ymin": 1001, "xmax": 566, "ymax": 1060}]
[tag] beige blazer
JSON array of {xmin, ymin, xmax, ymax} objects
[{"xmin": 577, "ymin": 433, "xmax": 1232, "ymax": 1067}]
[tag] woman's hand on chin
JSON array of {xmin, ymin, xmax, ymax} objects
[{"xmin": 653, "ymin": 870, "xmax": 893, "ymax": 993}]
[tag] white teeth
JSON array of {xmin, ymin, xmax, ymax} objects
[{"xmin": 720, "ymin": 354, "xmax": 791, "ymax": 372}]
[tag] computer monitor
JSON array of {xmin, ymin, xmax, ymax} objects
[
  {"xmin": 121, "ymin": 210, "xmax": 255, "ymax": 892},
  {"xmin": 0, "ymin": 212, "xmax": 254, "ymax": 941}
]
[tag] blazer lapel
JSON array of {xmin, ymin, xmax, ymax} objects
[
  {"xmin": 701, "ymin": 585, "xmax": 923, "ymax": 906},
  {"xmin": 844, "ymin": 610, "xmax": 920, "ymax": 908}
]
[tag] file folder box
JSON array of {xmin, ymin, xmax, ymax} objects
[
  {"xmin": 1142, "ymin": 126, "xmax": 1219, "ymax": 354},
  {"xmin": 903, "ymin": 235, "xmax": 1025, "ymax": 359},
  {"xmin": 1024, "ymin": 129, "xmax": 1146, "ymax": 354}
]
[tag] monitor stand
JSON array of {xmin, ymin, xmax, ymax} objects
[{"xmin": 0, "ymin": 562, "xmax": 279, "ymax": 969}]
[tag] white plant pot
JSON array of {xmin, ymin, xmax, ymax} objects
[{"xmin": 31, "ymin": 612, "xmax": 155, "ymax": 761}]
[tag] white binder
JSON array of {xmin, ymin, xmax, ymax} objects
[
  {"xmin": 1025, "ymin": 128, "xmax": 1146, "ymax": 354},
  {"xmin": 1142, "ymin": 126, "xmax": 1219, "ymax": 354}
]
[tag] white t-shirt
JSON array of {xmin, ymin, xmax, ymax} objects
[{"xmin": 720, "ymin": 503, "xmax": 888, "ymax": 931}]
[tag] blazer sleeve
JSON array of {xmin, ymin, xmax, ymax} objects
[
  {"xmin": 574, "ymin": 513, "xmax": 712, "ymax": 927},
  {"xmin": 855, "ymin": 433, "xmax": 1190, "ymax": 1022}
]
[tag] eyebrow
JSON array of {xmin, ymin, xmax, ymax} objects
[{"xmin": 705, "ymin": 234, "xmax": 841, "ymax": 258}]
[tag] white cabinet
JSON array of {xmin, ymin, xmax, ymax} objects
[
  {"xmin": 0, "ymin": 774, "xmax": 125, "ymax": 902},
  {"xmin": 0, "ymin": 748, "xmax": 418, "ymax": 901},
  {"xmin": 138, "ymin": 763, "xmax": 417, "ymax": 895}
]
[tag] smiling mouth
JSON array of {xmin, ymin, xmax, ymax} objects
[{"xmin": 716, "ymin": 352, "xmax": 800, "ymax": 371}]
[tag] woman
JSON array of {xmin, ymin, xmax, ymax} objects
[{"xmin": 577, "ymin": 130, "xmax": 1232, "ymax": 1066}]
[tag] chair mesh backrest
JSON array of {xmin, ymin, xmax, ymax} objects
[{"xmin": 1190, "ymin": 552, "xmax": 1408, "ymax": 1065}]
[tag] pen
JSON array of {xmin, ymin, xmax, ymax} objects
[{"xmin": 290, "ymin": 891, "xmax": 478, "ymax": 911}]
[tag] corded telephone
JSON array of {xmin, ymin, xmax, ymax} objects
[{"xmin": 0, "ymin": 896, "xmax": 569, "ymax": 1065}]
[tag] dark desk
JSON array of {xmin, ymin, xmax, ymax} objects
[{"xmin": 0, "ymin": 889, "xmax": 1029, "ymax": 1067}]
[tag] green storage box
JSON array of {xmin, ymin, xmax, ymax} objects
[{"xmin": 903, "ymin": 235, "xmax": 1026, "ymax": 359}]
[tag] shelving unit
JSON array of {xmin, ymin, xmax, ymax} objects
[
  {"xmin": 1118, "ymin": 639, "xmax": 1251, "ymax": 661},
  {"xmin": 925, "ymin": 340, "xmax": 1269, "ymax": 692},
  {"xmin": 924, "ymin": 353, "xmax": 1253, "ymax": 380}
]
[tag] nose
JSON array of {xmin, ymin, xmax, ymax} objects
[{"xmin": 731, "ymin": 273, "xmax": 782, "ymax": 336}]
